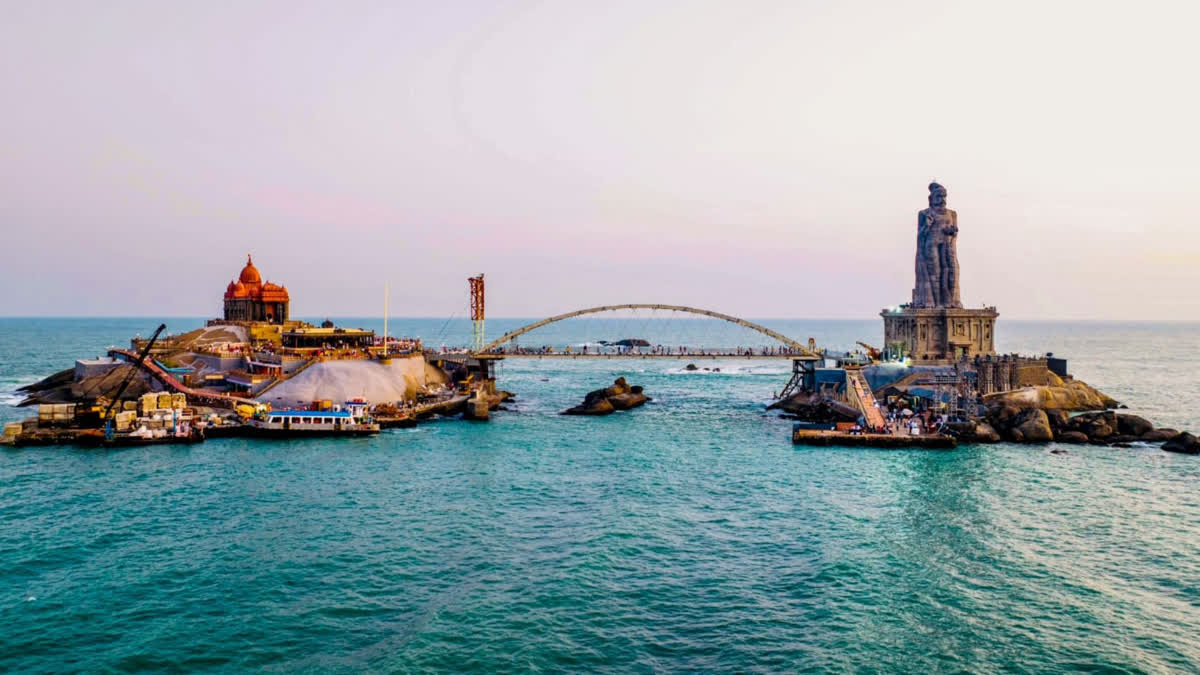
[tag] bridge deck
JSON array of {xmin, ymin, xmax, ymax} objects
[{"xmin": 469, "ymin": 353, "xmax": 812, "ymax": 360}]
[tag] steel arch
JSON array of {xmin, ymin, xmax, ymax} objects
[{"xmin": 476, "ymin": 304, "xmax": 819, "ymax": 357}]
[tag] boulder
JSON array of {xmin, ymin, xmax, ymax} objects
[
  {"xmin": 944, "ymin": 420, "xmax": 1001, "ymax": 443},
  {"xmin": 1067, "ymin": 411, "xmax": 1117, "ymax": 441},
  {"xmin": 996, "ymin": 405, "xmax": 1021, "ymax": 422},
  {"xmin": 983, "ymin": 380, "xmax": 1120, "ymax": 412},
  {"xmin": 973, "ymin": 422, "xmax": 1001, "ymax": 443},
  {"xmin": 1116, "ymin": 414, "xmax": 1155, "ymax": 437},
  {"xmin": 562, "ymin": 397, "xmax": 615, "ymax": 416},
  {"xmin": 1012, "ymin": 409, "xmax": 1054, "ymax": 443},
  {"xmin": 1057, "ymin": 431, "xmax": 1089, "ymax": 444},
  {"xmin": 1108, "ymin": 435, "xmax": 1140, "ymax": 445},
  {"xmin": 1162, "ymin": 432, "xmax": 1200, "ymax": 455},
  {"xmin": 608, "ymin": 392, "xmax": 650, "ymax": 411},
  {"xmin": 1139, "ymin": 429, "xmax": 1174, "ymax": 442},
  {"xmin": 1044, "ymin": 409, "xmax": 1070, "ymax": 430},
  {"xmin": 987, "ymin": 405, "xmax": 1021, "ymax": 431},
  {"xmin": 684, "ymin": 364, "xmax": 698, "ymax": 371},
  {"xmin": 600, "ymin": 377, "xmax": 631, "ymax": 398}
]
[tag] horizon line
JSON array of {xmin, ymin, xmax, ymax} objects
[{"xmin": 1, "ymin": 315, "xmax": 1198, "ymax": 323}]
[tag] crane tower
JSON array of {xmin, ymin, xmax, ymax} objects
[{"xmin": 468, "ymin": 274, "xmax": 485, "ymax": 351}]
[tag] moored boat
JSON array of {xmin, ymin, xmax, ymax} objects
[{"xmin": 247, "ymin": 398, "xmax": 380, "ymax": 437}]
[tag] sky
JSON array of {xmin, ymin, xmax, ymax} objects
[{"xmin": 1, "ymin": 0, "xmax": 1197, "ymax": 320}]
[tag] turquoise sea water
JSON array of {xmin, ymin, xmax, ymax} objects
[{"xmin": 2, "ymin": 318, "xmax": 1199, "ymax": 672}]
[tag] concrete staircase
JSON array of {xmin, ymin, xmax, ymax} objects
[{"xmin": 845, "ymin": 368, "xmax": 887, "ymax": 430}]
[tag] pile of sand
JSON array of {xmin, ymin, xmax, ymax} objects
[{"xmin": 256, "ymin": 356, "xmax": 447, "ymax": 407}]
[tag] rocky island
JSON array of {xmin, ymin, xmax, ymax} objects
[
  {"xmin": 562, "ymin": 378, "xmax": 650, "ymax": 416},
  {"xmin": 780, "ymin": 182, "xmax": 1195, "ymax": 454}
]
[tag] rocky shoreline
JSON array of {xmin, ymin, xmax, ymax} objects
[
  {"xmin": 775, "ymin": 378, "xmax": 1198, "ymax": 454},
  {"xmin": 949, "ymin": 408, "xmax": 1191, "ymax": 449}
]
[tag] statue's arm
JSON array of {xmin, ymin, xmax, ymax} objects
[{"xmin": 943, "ymin": 210, "xmax": 958, "ymax": 236}]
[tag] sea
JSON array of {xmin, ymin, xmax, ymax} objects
[{"xmin": 1, "ymin": 317, "xmax": 1199, "ymax": 672}]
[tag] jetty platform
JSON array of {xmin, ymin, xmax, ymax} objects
[{"xmin": 792, "ymin": 428, "xmax": 957, "ymax": 449}]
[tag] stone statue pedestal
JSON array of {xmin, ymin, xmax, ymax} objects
[{"xmin": 881, "ymin": 305, "xmax": 998, "ymax": 364}]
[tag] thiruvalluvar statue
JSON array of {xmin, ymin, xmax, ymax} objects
[{"xmin": 912, "ymin": 182, "xmax": 962, "ymax": 308}]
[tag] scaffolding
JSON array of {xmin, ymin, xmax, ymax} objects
[
  {"xmin": 468, "ymin": 274, "xmax": 485, "ymax": 352},
  {"xmin": 777, "ymin": 358, "xmax": 818, "ymax": 400},
  {"xmin": 931, "ymin": 363, "xmax": 967, "ymax": 419}
]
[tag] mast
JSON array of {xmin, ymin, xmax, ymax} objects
[{"xmin": 383, "ymin": 282, "xmax": 389, "ymax": 357}]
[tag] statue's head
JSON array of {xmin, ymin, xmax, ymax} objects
[{"xmin": 928, "ymin": 182, "xmax": 947, "ymax": 208}]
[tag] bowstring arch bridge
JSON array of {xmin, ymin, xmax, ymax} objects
[{"xmin": 472, "ymin": 304, "xmax": 823, "ymax": 361}]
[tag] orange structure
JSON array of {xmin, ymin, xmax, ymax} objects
[
  {"xmin": 468, "ymin": 274, "xmax": 485, "ymax": 351},
  {"xmin": 223, "ymin": 254, "xmax": 290, "ymax": 323}
]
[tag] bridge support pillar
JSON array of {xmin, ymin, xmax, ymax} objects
[{"xmin": 778, "ymin": 358, "xmax": 818, "ymax": 400}]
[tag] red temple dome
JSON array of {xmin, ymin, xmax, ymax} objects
[
  {"xmin": 260, "ymin": 281, "xmax": 290, "ymax": 303},
  {"xmin": 238, "ymin": 254, "xmax": 262, "ymax": 285},
  {"xmin": 224, "ymin": 281, "xmax": 249, "ymax": 299}
]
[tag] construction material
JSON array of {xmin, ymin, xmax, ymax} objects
[
  {"xmin": 38, "ymin": 404, "xmax": 76, "ymax": 424},
  {"xmin": 141, "ymin": 393, "xmax": 159, "ymax": 416}
]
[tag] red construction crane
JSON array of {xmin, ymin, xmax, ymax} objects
[{"xmin": 468, "ymin": 274, "xmax": 485, "ymax": 351}]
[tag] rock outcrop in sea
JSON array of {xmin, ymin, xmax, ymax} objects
[
  {"xmin": 767, "ymin": 391, "xmax": 861, "ymax": 424},
  {"xmin": 17, "ymin": 365, "xmax": 161, "ymax": 406},
  {"xmin": 562, "ymin": 378, "xmax": 650, "ymax": 416},
  {"xmin": 1162, "ymin": 432, "xmax": 1200, "ymax": 455}
]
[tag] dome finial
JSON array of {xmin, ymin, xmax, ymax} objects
[{"xmin": 238, "ymin": 254, "xmax": 262, "ymax": 285}]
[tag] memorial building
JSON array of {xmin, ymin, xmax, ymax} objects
[{"xmin": 222, "ymin": 255, "xmax": 291, "ymax": 324}]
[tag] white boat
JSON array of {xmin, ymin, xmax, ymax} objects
[{"xmin": 248, "ymin": 398, "xmax": 380, "ymax": 437}]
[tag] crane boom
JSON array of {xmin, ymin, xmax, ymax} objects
[
  {"xmin": 103, "ymin": 323, "xmax": 167, "ymax": 434},
  {"xmin": 856, "ymin": 341, "xmax": 882, "ymax": 361}
]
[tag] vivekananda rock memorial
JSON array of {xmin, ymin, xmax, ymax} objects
[{"xmin": 222, "ymin": 255, "xmax": 291, "ymax": 324}]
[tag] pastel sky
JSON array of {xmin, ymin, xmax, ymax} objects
[{"xmin": 1, "ymin": 0, "xmax": 1197, "ymax": 320}]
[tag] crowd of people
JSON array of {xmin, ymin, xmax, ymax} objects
[
  {"xmin": 484, "ymin": 344, "xmax": 810, "ymax": 357},
  {"xmin": 846, "ymin": 404, "xmax": 951, "ymax": 437}
]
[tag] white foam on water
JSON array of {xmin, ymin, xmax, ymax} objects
[
  {"xmin": 1, "ymin": 377, "xmax": 41, "ymax": 407},
  {"xmin": 665, "ymin": 362, "xmax": 790, "ymax": 376}
]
